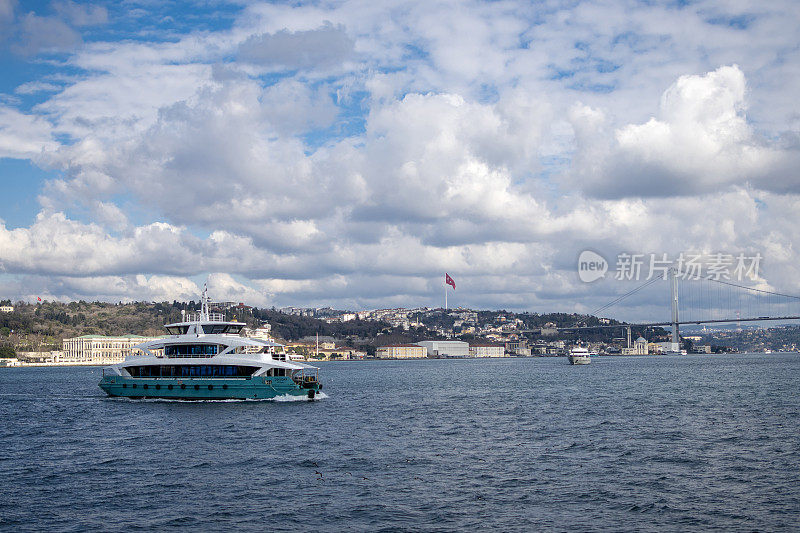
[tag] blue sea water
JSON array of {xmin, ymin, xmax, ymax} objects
[{"xmin": 1, "ymin": 354, "xmax": 799, "ymax": 532}]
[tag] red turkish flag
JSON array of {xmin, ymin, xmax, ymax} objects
[
  {"xmin": 37, "ymin": 297, "xmax": 42, "ymax": 302},
  {"xmin": 445, "ymin": 273, "xmax": 456, "ymax": 290}
]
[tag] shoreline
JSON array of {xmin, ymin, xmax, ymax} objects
[{"xmin": 2, "ymin": 351, "xmax": 794, "ymax": 368}]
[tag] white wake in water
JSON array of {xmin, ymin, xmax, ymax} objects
[{"xmin": 272, "ymin": 391, "xmax": 329, "ymax": 402}]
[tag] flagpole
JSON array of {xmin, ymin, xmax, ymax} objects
[{"xmin": 445, "ymin": 286, "xmax": 447, "ymax": 311}]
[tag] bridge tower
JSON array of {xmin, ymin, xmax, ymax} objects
[{"xmin": 670, "ymin": 267, "xmax": 679, "ymax": 348}]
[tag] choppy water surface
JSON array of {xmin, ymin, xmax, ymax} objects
[{"xmin": 1, "ymin": 354, "xmax": 799, "ymax": 532}]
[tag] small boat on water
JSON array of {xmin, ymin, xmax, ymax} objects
[
  {"xmin": 568, "ymin": 347, "xmax": 591, "ymax": 365},
  {"xmin": 98, "ymin": 289, "xmax": 322, "ymax": 400}
]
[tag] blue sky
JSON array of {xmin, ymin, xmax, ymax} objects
[{"xmin": 1, "ymin": 0, "xmax": 799, "ymax": 321}]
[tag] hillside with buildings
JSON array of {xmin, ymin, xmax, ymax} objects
[
  {"xmin": 0, "ymin": 298, "xmax": 649, "ymax": 361},
  {"xmin": 3, "ymin": 298, "xmax": 796, "ymax": 365}
]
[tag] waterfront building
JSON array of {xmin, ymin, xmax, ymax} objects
[
  {"xmin": 469, "ymin": 343, "xmax": 506, "ymax": 357},
  {"xmin": 647, "ymin": 342, "xmax": 663, "ymax": 354},
  {"xmin": 16, "ymin": 351, "xmax": 62, "ymax": 363},
  {"xmin": 416, "ymin": 340, "xmax": 469, "ymax": 358},
  {"xmin": 634, "ymin": 337, "xmax": 649, "ymax": 355},
  {"xmin": 657, "ymin": 341, "xmax": 681, "ymax": 353},
  {"xmin": 623, "ymin": 337, "xmax": 649, "ymax": 355},
  {"xmin": 505, "ymin": 338, "xmax": 528, "ymax": 354},
  {"xmin": 61, "ymin": 335, "xmax": 160, "ymax": 364},
  {"xmin": 376, "ymin": 344, "xmax": 428, "ymax": 359}
]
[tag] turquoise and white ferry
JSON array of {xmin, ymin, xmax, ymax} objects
[{"xmin": 98, "ymin": 290, "xmax": 322, "ymax": 400}]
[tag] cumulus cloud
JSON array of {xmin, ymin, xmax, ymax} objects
[
  {"xmin": 238, "ymin": 22, "xmax": 355, "ymax": 69},
  {"xmin": 207, "ymin": 273, "xmax": 270, "ymax": 307},
  {"xmin": 0, "ymin": 106, "xmax": 58, "ymax": 158},
  {"xmin": 4, "ymin": 274, "xmax": 201, "ymax": 303},
  {"xmin": 571, "ymin": 65, "xmax": 800, "ymax": 198},
  {"xmin": 13, "ymin": 12, "xmax": 81, "ymax": 56},
  {"xmin": 0, "ymin": 213, "xmax": 198, "ymax": 276},
  {"xmin": 1, "ymin": 1, "xmax": 800, "ymax": 317}
]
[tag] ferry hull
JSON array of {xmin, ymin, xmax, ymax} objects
[
  {"xmin": 99, "ymin": 375, "xmax": 320, "ymax": 400},
  {"xmin": 568, "ymin": 355, "xmax": 591, "ymax": 365}
]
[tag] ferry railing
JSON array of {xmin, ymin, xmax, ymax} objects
[
  {"xmin": 292, "ymin": 368, "xmax": 319, "ymax": 385},
  {"xmin": 163, "ymin": 353, "xmax": 219, "ymax": 359},
  {"xmin": 184, "ymin": 312, "xmax": 225, "ymax": 322}
]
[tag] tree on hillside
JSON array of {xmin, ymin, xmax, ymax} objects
[{"xmin": 0, "ymin": 345, "xmax": 15, "ymax": 358}]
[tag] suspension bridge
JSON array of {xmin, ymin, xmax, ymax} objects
[{"xmin": 557, "ymin": 268, "xmax": 800, "ymax": 350}]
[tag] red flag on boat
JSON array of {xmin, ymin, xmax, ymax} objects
[{"xmin": 445, "ymin": 273, "xmax": 456, "ymax": 290}]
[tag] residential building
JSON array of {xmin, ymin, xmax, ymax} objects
[
  {"xmin": 0, "ymin": 305, "xmax": 13, "ymax": 313},
  {"xmin": 376, "ymin": 344, "xmax": 428, "ymax": 359},
  {"xmin": 245, "ymin": 324, "xmax": 273, "ymax": 342},
  {"xmin": 241, "ymin": 324, "xmax": 274, "ymax": 354}
]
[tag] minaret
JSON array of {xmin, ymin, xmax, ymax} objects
[{"xmin": 200, "ymin": 283, "xmax": 209, "ymax": 321}]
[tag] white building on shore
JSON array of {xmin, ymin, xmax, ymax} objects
[
  {"xmin": 61, "ymin": 335, "xmax": 160, "ymax": 364},
  {"xmin": 469, "ymin": 343, "xmax": 506, "ymax": 358},
  {"xmin": 622, "ymin": 336, "xmax": 649, "ymax": 355},
  {"xmin": 376, "ymin": 344, "xmax": 428, "ymax": 359},
  {"xmin": 416, "ymin": 340, "xmax": 469, "ymax": 358}
]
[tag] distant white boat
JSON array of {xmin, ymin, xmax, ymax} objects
[{"xmin": 568, "ymin": 347, "xmax": 591, "ymax": 365}]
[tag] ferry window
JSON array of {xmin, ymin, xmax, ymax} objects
[{"xmin": 165, "ymin": 344, "xmax": 219, "ymax": 357}]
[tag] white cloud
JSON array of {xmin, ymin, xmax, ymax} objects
[
  {"xmin": 0, "ymin": 106, "xmax": 58, "ymax": 158},
  {"xmin": 52, "ymin": 1, "xmax": 108, "ymax": 27},
  {"xmin": 1, "ymin": 1, "xmax": 800, "ymax": 318},
  {"xmin": 571, "ymin": 65, "xmax": 800, "ymax": 198},
  {"xmin": 14, "ymin": 81, "xmax": 62, "ymax": 95},
  {"xmin": 238, "ymin": 22, "xmax": 355, "ymax": 69},
  {"xmin": 207, "ymin": 272, "xmax": 269, "ymax": 307},
  {"xmin": 14, "ymin": 12, "xmax": 81, "ymax": 56}
]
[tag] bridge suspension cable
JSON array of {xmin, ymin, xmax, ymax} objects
[{"xmin": 591, "ymin": 276, "xmax": 662, "ymax": 316}]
